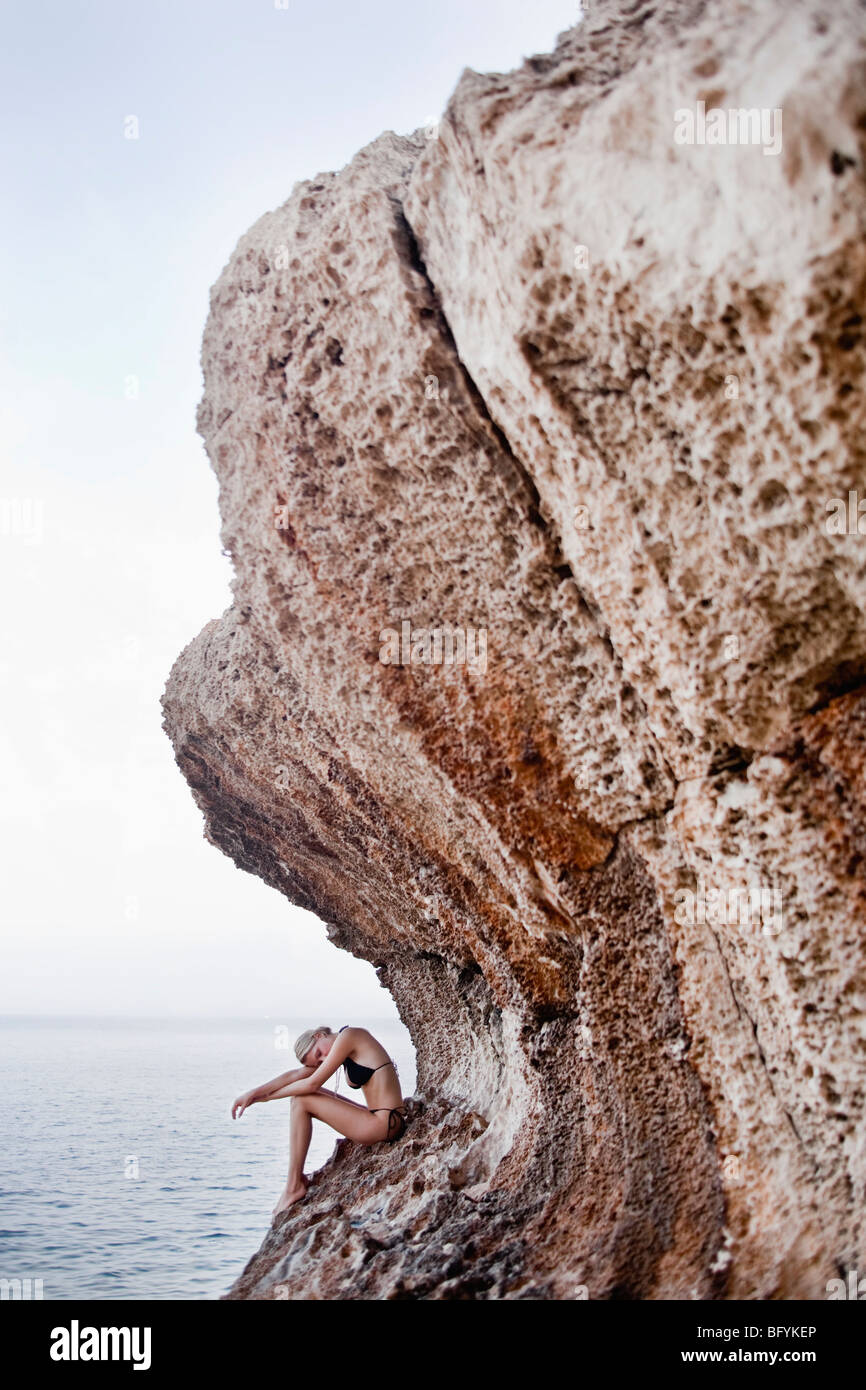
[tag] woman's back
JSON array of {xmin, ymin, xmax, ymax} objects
[{"xmin": 338, "ymin": 1026, "xmax": 402, "ymax": 1101}]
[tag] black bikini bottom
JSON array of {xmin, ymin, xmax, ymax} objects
[{"xmin": 369, "ymin": 1106, "xmax": 409, "ymax": 1143}]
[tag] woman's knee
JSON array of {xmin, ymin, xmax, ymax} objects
[{"xmin": 292, "ymin": 1090, "xmax": 331, "ymax": 1108}]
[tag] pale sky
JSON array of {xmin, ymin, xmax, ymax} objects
[{"xmin": 1, "ymin": 0, "xmax": 581, "ymax": 1017}]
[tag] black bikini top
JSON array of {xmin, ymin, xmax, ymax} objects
[{"xmin": 338, "ymin": 1025, "xmax": 396, "ymax": 1090}]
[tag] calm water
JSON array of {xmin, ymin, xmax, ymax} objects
[{"xmin": 0, "ymin": 1015, "xmax": 416, "ymax": 1300}]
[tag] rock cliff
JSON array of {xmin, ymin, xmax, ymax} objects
[{"xmin": 161, "ymin": 0, "xmax": 866, "ymax": 1298}]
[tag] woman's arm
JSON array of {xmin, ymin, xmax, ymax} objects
[
  {"xmin": 256, "ymin": 1066, "xmax": 316, "ymax": 1098},
  {"xmin": 231, "ymin": 1066, "xmax": 315, "ymax": 1118},
  {"xmin": 266, "ymin": 1029, "xmax": 355, "ymax": 1098}
]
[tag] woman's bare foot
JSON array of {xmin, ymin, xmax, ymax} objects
[{"xmin": 272, "ymin": 1174, "xmax": 308, "ymax": 1218}]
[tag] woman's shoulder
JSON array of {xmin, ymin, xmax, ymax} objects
[{"xmin": 340, "ymin": 1024, "xmax": 372, "ymax": 1045}]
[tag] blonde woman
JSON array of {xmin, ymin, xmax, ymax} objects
[{"xmin": 231, "ymin": 1025, "xmax": 410, "ymax": 1217}]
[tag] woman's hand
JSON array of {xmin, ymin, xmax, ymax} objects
[{"xmin": 231, "ymin": 1090, "xmax": 258, "ymax": 1119}]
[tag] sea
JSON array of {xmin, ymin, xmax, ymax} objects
[{"xmin": 0, "ymin": 1015, "xmax": 416, "ymax": 1300}]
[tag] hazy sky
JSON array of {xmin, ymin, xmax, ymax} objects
[{"xmin": 1, "ymin": 0, "xmax": 581, "ymax": 1018}]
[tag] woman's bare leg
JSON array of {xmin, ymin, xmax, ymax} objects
[
  {"xmin": 286, "ymin": 1102, "xmax": 313, "ymax": 1194},
  {"xmin": 272, "ymin": 1091, "xmax": 391, "ymax": 1218}
]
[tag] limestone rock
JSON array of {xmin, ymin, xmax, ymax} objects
[{"xmin": 162, "ymin": 0, "xmax": 866, "ymax": 1298}]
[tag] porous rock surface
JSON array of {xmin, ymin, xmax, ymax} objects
[{"xmin": 162, "ymin": 0, "xmax": 866, "ymax": 1298}]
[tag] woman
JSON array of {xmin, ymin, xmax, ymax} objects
[{"xmin": 231, "ymin": 1024, "xmax": 410, "ymax": 1217}]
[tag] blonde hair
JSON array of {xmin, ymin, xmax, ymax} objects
[{"xmin": 294, "ymin": 1025, "xmax": 332, "ymax": 1065}]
